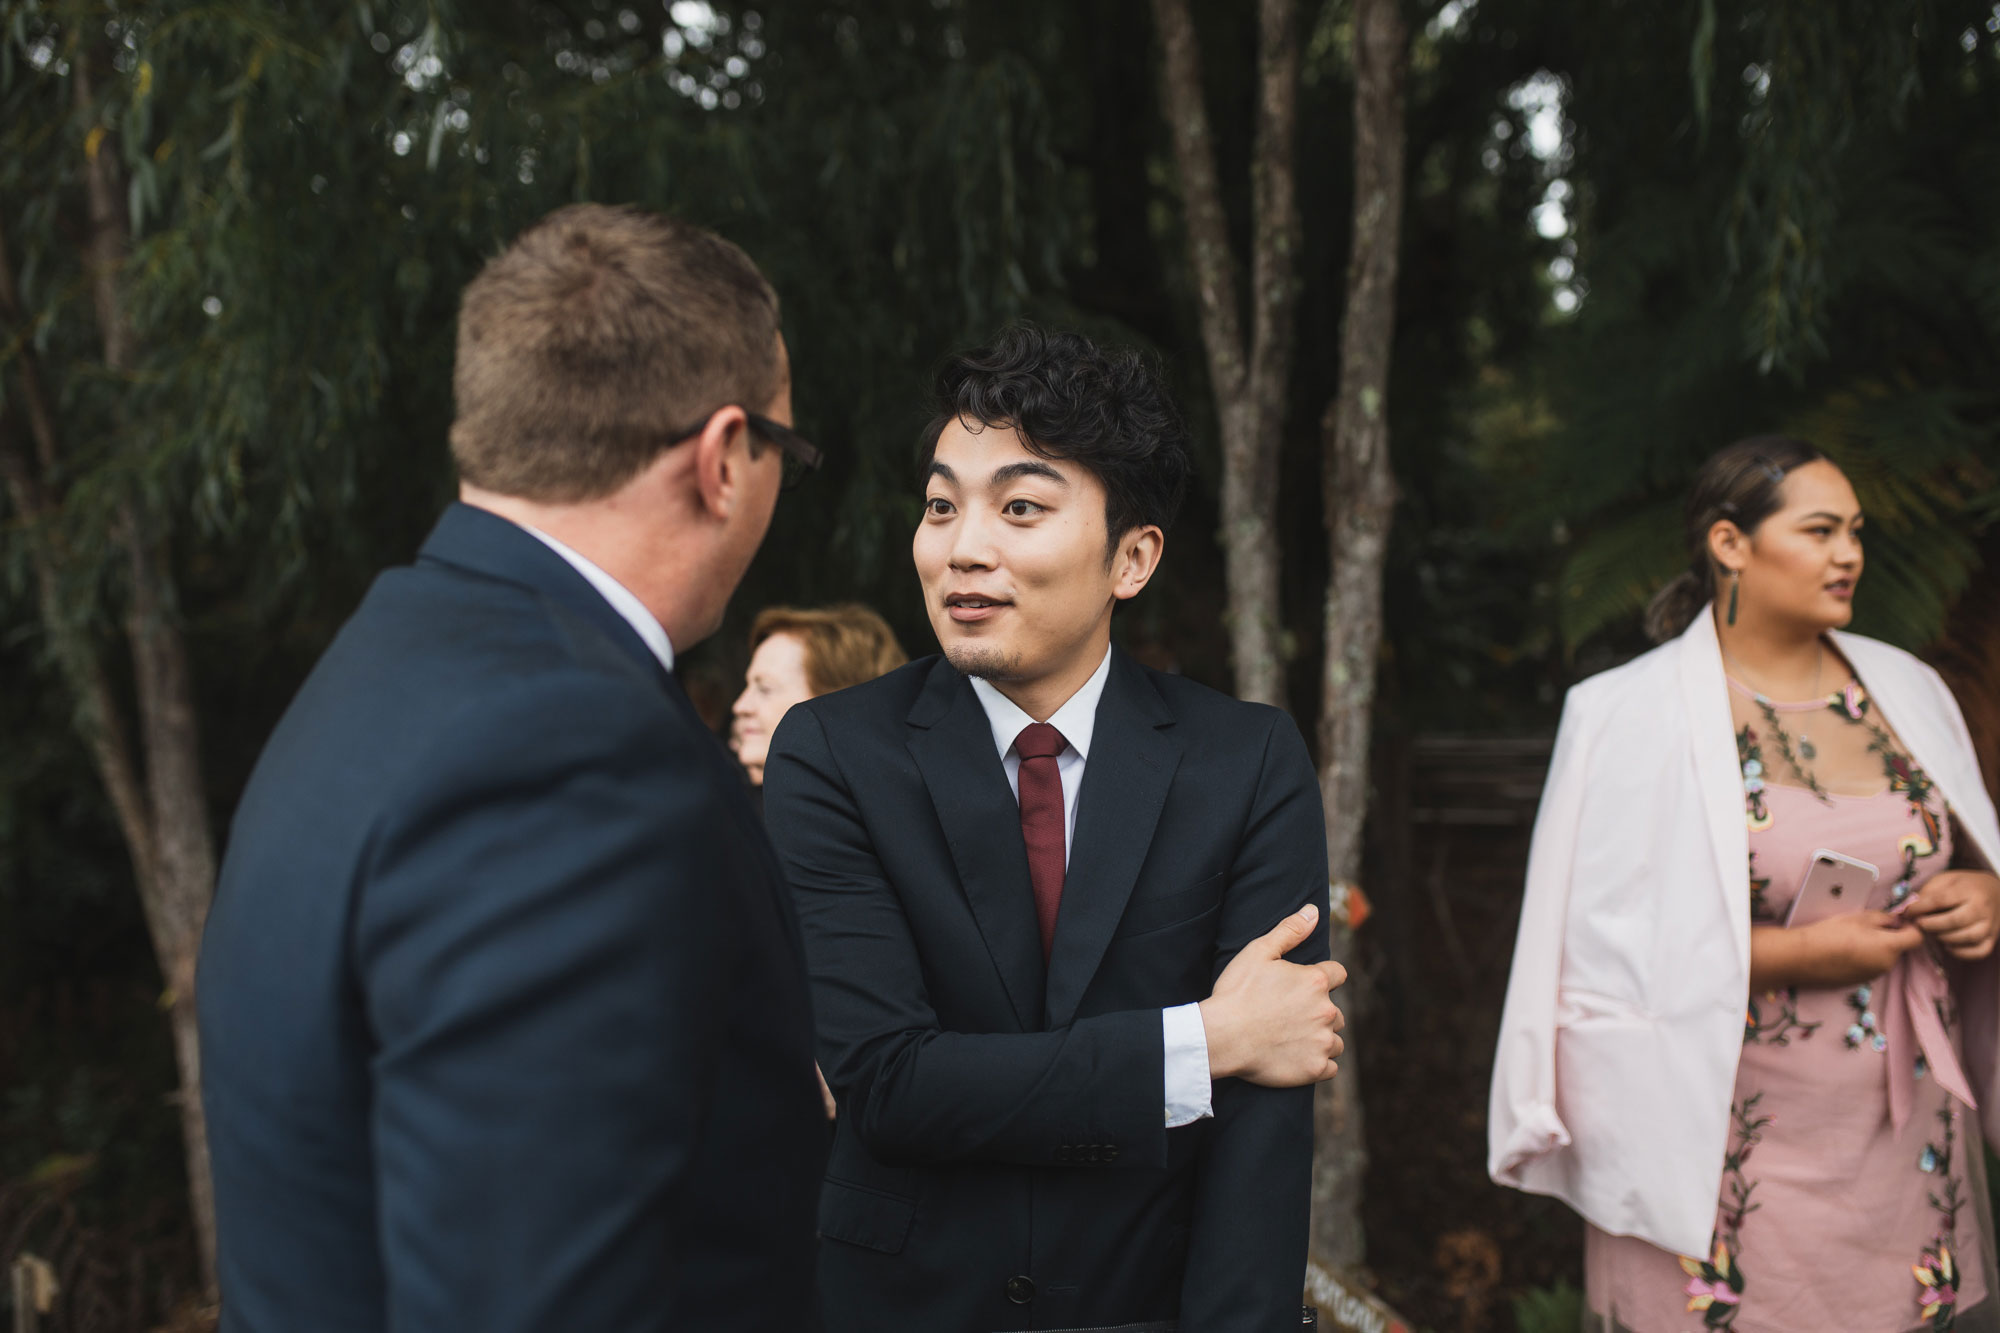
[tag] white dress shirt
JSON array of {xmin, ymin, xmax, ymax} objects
[
  {"xmin": 969, "ymin": 647, "xmax": 1214, "ymax": 1128},
  {"xmin": 521, "ymin": 524, "xmax": 676, "ymax": 673}
]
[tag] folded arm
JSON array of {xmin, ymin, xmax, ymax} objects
[{"xmin": 765, "ymin": 706, "xmax": 1168, "ymax": 1169}]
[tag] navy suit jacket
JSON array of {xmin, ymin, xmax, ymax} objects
[
  {"xmin": 198, "ymin": 503, "xmax": 825, "ymax": 1332},
  {"xmin": 763, "ymin": 650, "xmax": 1327, "ymax": 1333}
]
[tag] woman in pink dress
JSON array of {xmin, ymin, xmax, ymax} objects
[{"xmin": 1491, "ymin": 437, "xmax": 2000, "ymax": 1333}]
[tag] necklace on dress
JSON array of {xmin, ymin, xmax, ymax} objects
[
  {"xmin": 1725, "ymin": 641, "xmax": 1830, "ymax": 796},
  {"xmin": 1724, "ymin": 640, "xmax": 1824, "ymax": 757}
]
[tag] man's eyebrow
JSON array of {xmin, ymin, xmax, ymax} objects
[
  {"xmin": 927, "ymin": 461, "xmax": 957, "ymax": 484},
  {"xmin": 990, "ymin": 460, "xmax": 1068, "ymax": 487},
  {"xmin": 1797, "ymin": 510, "xmax": 1859, "ymax": 524}
]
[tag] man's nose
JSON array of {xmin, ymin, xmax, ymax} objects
[
  {"xmin": 732, "ymin": 689, "xmax": 755, "ymax": 716},
  {"xmin": 947, "ymin": 512, "xmax": 998, "ymax": 571}
]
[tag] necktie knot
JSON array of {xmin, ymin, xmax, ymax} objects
[{"xmin": 1015, "ymin": 722, "xmax": 1067, "ymax": 762}]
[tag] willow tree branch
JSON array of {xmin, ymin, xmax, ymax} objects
[
  {"xmin": 0, "ymin": 215, "xmax": 61, "ymax": 475},
  {"xmin": 0, "ymin": 422, "xmax": 159, "ymax": 895},
  {"xmin": 0, "ymin": 199, "xmax": 156, "ymax": 885}
]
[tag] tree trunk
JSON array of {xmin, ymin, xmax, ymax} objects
[
  {"xmin": 1312, "ymin": 0, "xmax": 1408, "ymax": 1273},
  {"xmin": 118, "ymin": 499, "xmax": 221, "ymax": 1303},
  {"xmin": 0, "ymin": 60, "xmax": 224, "ymax": 1299},
  {"xmin": 1151, "ymin": 0, "xmax": 1301, "ymax": 709}
]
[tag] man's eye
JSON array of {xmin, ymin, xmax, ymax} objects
[
  {"xmin": 1004, "ymin": 499, "xmax": 1043, "ymax": 518},
  {"xmin": 925, "ymin": 497, "xmax": 954, "ymax": 516}
]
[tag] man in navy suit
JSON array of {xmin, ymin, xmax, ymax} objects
[
  {"xmin": 763, "ymin": 326, "xmax": 1347, "ymax": 1332},
  {"xmin": 198, "ymin": 204, "xmax": 826, "ymax": 1332}
]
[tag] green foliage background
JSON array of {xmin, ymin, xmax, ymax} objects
[{"xmin": 3, "ymin": 0, "xmax": 1998, "ymax": 1324}]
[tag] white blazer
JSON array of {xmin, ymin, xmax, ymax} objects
[{"xmin": 1487, "ymin": 607, "xmax": 2000, "ymax": 1257}]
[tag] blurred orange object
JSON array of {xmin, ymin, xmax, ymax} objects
[{"xmin": 1330, "ymin": 879, "xmax": 1371, "ymax": 932}]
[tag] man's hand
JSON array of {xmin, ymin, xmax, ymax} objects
[
  {"xmin": 1198, "ymin": 903, "xmax": 1346, "ymax": 1087},
  {"xmin": 1905, "ymin": 871, "xmax": 2000, "ymax": 960},
  {"xmin": 815, "ymin": 1063, "xmax": 837, "ymax": 1121}
]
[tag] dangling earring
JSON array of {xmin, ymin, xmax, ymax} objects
[{"xmin": 1726, "ymin": 571, "xmax": 1741, "ymax": 627}]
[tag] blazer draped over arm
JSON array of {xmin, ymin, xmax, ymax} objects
[{"xmin": 1488, "ymin": 609, "xmax": 2000, "ymax": 1256}]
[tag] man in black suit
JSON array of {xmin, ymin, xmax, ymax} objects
[
  {"xmin": 763, "ymin": 326, "xmax": 1347, "ymax": 1333},
  {"xmin": 198, "ymin": 205, "xmax": 826, "ymax": 1332}
]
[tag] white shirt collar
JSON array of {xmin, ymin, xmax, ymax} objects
[
  {"xmin": 969, "ymin": 645, "xmax": 1113, "ymax": 761},
  {"xmin": 520, "ymin": 524, "xmax": 676, "ymax": 673}
]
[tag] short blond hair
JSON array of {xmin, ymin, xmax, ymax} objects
[
  {"xmin": 450, "ymin": 203, "xmax": 781, "ymax": 502},
  {"xmin": 750, "ymin": 604, "xmax": 907, "ymax": 697}
]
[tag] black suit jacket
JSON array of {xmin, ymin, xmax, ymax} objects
[
  {"xmin": 763, "ymin": 649, "xmax": 1328, "ymax": 1333},
  {"xmin": 198, "ymin": 503, "xmax": 825, "ymax": 1332}
]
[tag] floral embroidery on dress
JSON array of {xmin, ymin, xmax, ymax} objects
[
  {"xmin": 1737, "ymin": 727, "xmax": 1773, "ymax": 831},
  {"xmin": 1916, "ymin": 1244, "xmax": 1959, "ymax": 1326},
  {"xmin": 1742, "ymin": 695, "xmax": 1829, "ymax": 799},
  {"xmin": 1843, "ymin": 983, "xmax": 1887, "ymax": 1053},
  {"xmin": 1875, "ymin": 739, "xmax": 1944, "ymax": 861},
  {"xmin": 1745, "ymin": 988, "xmax": 1819, "ymax": 1046},
  {"xmin": 1815, "ymin": 682, "xmax": 1946, "ymax": 859},
  {"xmin": 1915, "ymin": 1107, "xmax": 1966, "ymax": 1328},
  {"xmin": 1682, "ymin": 1240, "xmax": 1744, "ymax": 1326},
  {"xmin": 1680, "ymin": 1095, "xmax": 1770, "ymax": 1327}
]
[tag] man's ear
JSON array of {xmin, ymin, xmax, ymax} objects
[
  {"xmin": 1111, "ymin": 525, "xmax": 1166, "ymax": 601},
  {"xmin": 691, "ymin": 405, "xmax": 753, "ymax": 522},
  {"xmin": 1707, "ymin": 519, "xmax": 1748, "ymax": 574}
]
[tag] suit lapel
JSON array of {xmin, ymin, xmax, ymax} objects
[
  {"xmin": 1678, "ymin": 609, "xmax": 1752, "ymax": 974},
  {"xmin": 906, "ymin": 661, "xmax": 1046, "ymax": 1029},
  {"xmin": 1045, "ymin": 652, "xmax": 1181, "ymax": 1029}
]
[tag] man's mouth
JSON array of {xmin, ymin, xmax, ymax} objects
[
  {"xmin": 1825, "ymin": 578, "xmax": 1854, "ymax": 599},
  {"xmin": 944, "ymin": 592, "xmax": 1011, "ymax": 623}
]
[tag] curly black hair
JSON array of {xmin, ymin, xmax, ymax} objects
[{"xmin": 917, "ymin": 325, "xmax": 1191, "ymax": 552}]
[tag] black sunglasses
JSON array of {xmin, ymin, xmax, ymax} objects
[{"xmin": 666, "ymin": 406, "xmax": 823, "ymax": 491}]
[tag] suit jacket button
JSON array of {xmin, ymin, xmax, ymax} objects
[{"xmin": 1006, "ymin": 1275, "xmax": 1036, "ymax": 1304}]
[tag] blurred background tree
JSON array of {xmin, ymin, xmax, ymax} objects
[{"xmin": 2, "ymin": 0, "xmax": 1996, "ymax": 1328}]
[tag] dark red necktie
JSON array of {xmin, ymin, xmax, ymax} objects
[{"xmin": 1014, "ymin": 722, "xmax": 1068, "ymax": 959}]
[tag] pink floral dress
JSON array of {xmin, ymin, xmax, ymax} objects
[{"xmin": 1585, "ymin": 682, "xmax": 1992, "ymax": 1333}]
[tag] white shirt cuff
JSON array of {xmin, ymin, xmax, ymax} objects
[{"xmin": 1161, "ymin": 1002, "xmax": 1214, "ymax": 1128}]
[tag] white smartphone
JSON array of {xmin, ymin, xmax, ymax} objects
[{"xmin": 1783, "ymin": 849, "xmax": 1884, "ymax": 928}]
